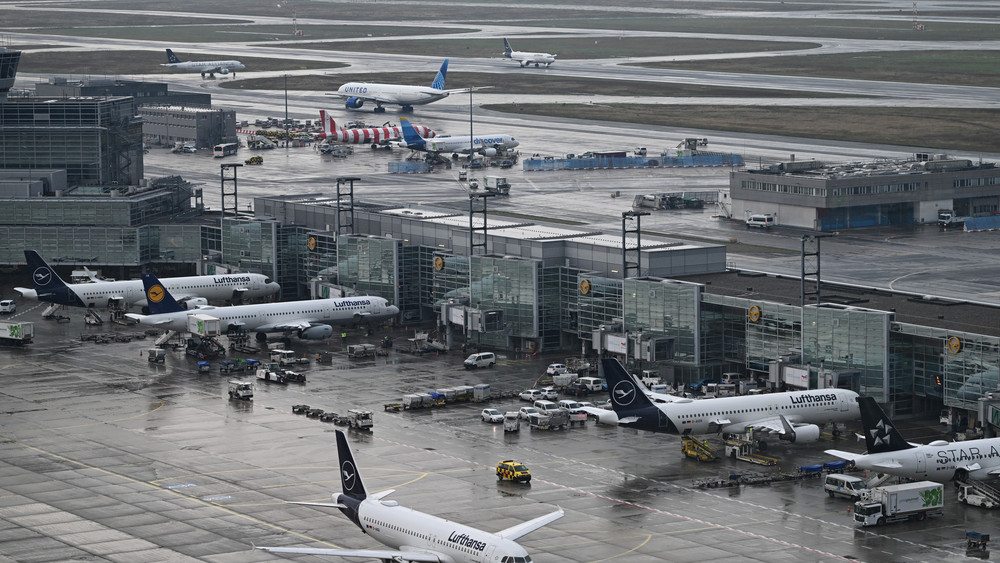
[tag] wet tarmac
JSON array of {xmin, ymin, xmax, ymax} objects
[{"xmin": 1, "ymin": 312, "xmax": 995, "ymax": 562}]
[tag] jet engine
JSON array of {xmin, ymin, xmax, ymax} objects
[
  {"xmin": 299, "ymin": 325, "xmax": 334, "ymax": 340},
  {"xmin": 779, "ymin": 424, "xmax": 821, "ymax": 443},
  {"xmin": 480, "ymin": 147, "xmax": 498, "ymax": 157},
  {"xmin": 181, "ymin": 297, "xmax": 208, "ymax": 310},
  {"xmin": 593, "ymin": 410, "xmax": 619, "ymax": 426},
  {"xmin": 345, "ymin": 97, "xmax": 365, "ymax": 109},
  {"xmin": 219, "ymin": 68, "xmax": 230, "ymax": 75}
]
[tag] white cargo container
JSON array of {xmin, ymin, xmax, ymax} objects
[
  {"xmin": 853, "ymin": 481, "xmax": 943, "ymax": 526},
  {"xmin": 187, "ymin": 314, "xmax": 221, "ymax": 337},
  {"xmin": 0, "ymin": 321, "xmax": 33, "ymax": 345}
]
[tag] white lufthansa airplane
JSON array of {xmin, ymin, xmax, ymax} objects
[
  {"xmin": 161, "ymin": 49, "xmax": 244, "ymax": 78},
  {"xmin": 331, "ymin": 59, "xmax": 487, "ymax": 113},
  {"xmin": 502, "ymin": 38, "xmax": 556, "ymax": 68},
  {"xmin": 398, "ymin": 118, "xmax": 519, "ymax": 158},
  {"xmin": 825, "ymin": 396, "xmax": 1000, "ymax": 482},
  {"xmin": 254, "ymin": 429, "xmax": 564, "ymax": 561},
  {"xmin": 15, "ymin": 250, "xmax": 279, "ymax": 311},
  {"xmin": 126, "ymin": 273, "xmax": 398, "ymax": 341},
  {"xmin": 602, "ymin": 358, "xmax": 860, "ymax": 444}
]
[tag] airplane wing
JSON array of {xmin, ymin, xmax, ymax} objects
[
  {"xmin": 443, "ymin": 86, "xmax": 494, "ymax": 95},
  {"xmin": 254, "ymin": 545, "xmax": 442, "ymax": 561},
  {"xmin": 496, "ymin": 507, "xmax": 564, "ymax": 541},
  {"xmin": 125, "ymin": 313, "xmax": 174, "ymax": 325},
  {"xmin": 825, "ymin": 449, "xmax": 863, "ymax": 461},
  {"xmin": 255, "ymin": 319, "xmax": 315, "ymax": 332}
]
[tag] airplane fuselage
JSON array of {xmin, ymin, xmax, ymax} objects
[
  {"xmin": 357, "ymin": 496, "xmax": 531, "ymax": 562},
  {"xmin": 505, "ymin": 50, "xmax": 556, "ymax": 67},
  {"xmin": 621, "ymin": 388, "xmax": 859, "ymax": 435},
  {"xmin": 424, "ymin": 134, "xmax": 519, "ymax": 154},
  {"xmin": 19, "ymin": 274, "xmax": 278, "ymax": 308},
  {"xmin": 129, "ymin": 295, "xmax": 395, "ymax": 334},
  {"xmin": 338, "ymin": 83, "xmax": 450, "ymax": 107},
  {"xmin": 850, "ymin": 438, "xmax": 1000, "ymax": 482},
  {"xmin": 163, "ymin": 60, "xmax": 244, "ymax": 74}
]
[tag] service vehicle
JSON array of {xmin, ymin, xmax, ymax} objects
[
  {"xmin": 307, "ymin": 408, "xmax": 325, "ymax": 418},
  {"xmin": 824, "ymin": 474, "xmax": 869, "ymax": 500},
  {"xmin": 546, "ymin": 363, "xmax": 567, "ymax": 375},
  {"xmin": 269, "ymin": 349, "xmax": 298, "ymax": 366},
  {"xmin": 540, "ymin": 387, "xmax": 558, "ymax": 400},
  {"xmin": 346, "ymin": 408, "xmax": 373, "ymax": 430},
  {"xmin": 853, "ymin": 481, "xmax": 943, "ymax": 526},
  {"xmin": 244, "ymin": 155, "xmax": 263, "ymax": 165},
  {"xmin": 745, "ymin": 214, "xmax": 775, "ymax": 229},
  {"xmin": 463, "ymin": 351, "xmax": 496, "ymax": 369},
  {"xmin": 496, "ymin": 460, "xmax": 531, "ymax": 483},
  {"xmin": 503, "ymin": 411, "xmax": 520, "ymax": 432},
  {"xmin": 557, "ymin": 400, "xmax": 585, "ymax": 414},
  {"xmin": 197, "ymin": 360, "xmax": 212, "ymax": 373},
  {"xmin": 533, "ymin": 400, "xmax": 560, "ymax": 414},
  {"xmin": 292, "ymin": 404, "xmax": 311, "ymax": 414},
  {"xmin": 147, "ymin": 348, "xmax": 166, "ymax": 363},
  {"xmin": 958, "ymin": 482, "xmax": 1000, "ymax": 509},
  {"xmin": 689, "ymin": 377, "xmax": 716, "ymax": 393},
  {"xmin": 481, "ymin": 408, "xmax": 504, "ymax": 423},
  {"xmin": 576, "ymin": 377, "xmax": 603, "ymax": 393},
  {"xmin": 280, "ymin": 368, "xmax": 307, "ymax": 383},
  {"xmin": 227, "ymin": 380, "xmax": 253, "ymax": 400},
  {"xmin": 0, "ymin": 299, "xmax": 16, "ymax": 313},
  {"xmin": 529, "ymin": 409, "xmax": 569, "ymax": 431},
  {"xmin": 0, "ymin": 321, "xmax": 33, "ymax": 345},
  {"xmin": 256, "ymin": 366, "xmax": 288, "ymax": 384},
  {"xmin": 519, "ymin": 389, "xmax": 544, "ymax": 401},
  {"xmin": 518, "ymin": 406, "xmax": 540, "ymax": 420}
]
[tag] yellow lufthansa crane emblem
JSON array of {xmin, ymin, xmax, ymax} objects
[
  {"xmin": 579, "ymin": 279, "xmax": 591, "ymax": 295},
  {"xmin": 147, "ymin": 284, "xmax": 166, "ymax": 304},
  {"xmin": 307, "ymin": 236, "xmax": 317, "ymax": 251},
  {"xmin": 947, "ymin": 336, "xmax": 963, "ymax": 354},
  {"xmin": 748, "ymin": 305, "xmax": 761, "ymax": 322},
  {"xmin": 434, "ymin": 256, "xmax": 445, "ymax": 271}
]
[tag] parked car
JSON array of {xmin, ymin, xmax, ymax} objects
[
  {"xmin": 546, "ymin": 363, "xmax": 568, "ymax": 375},
  {"xmin": 558, "ymin": 400, "xmax": 585, "ymax": 414},
  {"xmin": 518, "ymin": 406, "xmax": 540, "ymax": 420},
  {"xmin": 540, "ymin": 387, "xmax": 558, "ymax": 400},
  {"xmin": 519, "ymin": 389, "xmax": 544, "ymax": 401},
  {"xmin": 481, "ymin": 408, "xmax": 504, "ymax": 423},
  {"xmin": 0, "ymin": 299, "xmax": 15, "ymax": 313},
  {"xmin": 533, "ymin": 400, "xmax": 560, "ymax": 414},
  {"xmin": 595, "ymin": 399, "xmax": 612, "ymax": 409},
  {"xmin": 464, "ymin": 352, "xmax": 497, "ymax": 369}
]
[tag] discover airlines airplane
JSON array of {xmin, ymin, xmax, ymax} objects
[
  {"xmin": 255, "ymin": 430, "xmax": 564, "ymax": 561},
  {"xmin": 502, "ymin": 38, "xmax": 556, "ymax": 68},
  {"xmin": 825, "ymin": 396, "xmax": 1000, "ymax": 482},
  {"xmin": 602, "ymin": 358, "xmax": 860, "ymax": 444},
  {"xmin": 161, "ymin": 49, "xmax": 244, "ymax": 78},
  {"xmin": 398, "ymin": 118, "xmax": 519, "ymax": 158},
  {"xmin": 126, "ymin": 273, "xmax": 398, "ymax": 341},
  {"xmin": 316, "ymin": 109, "xmax": 435, "ymax": 147},
  {"xmin": 330, "ymin": 59, "xmax": 488, "ymax": 113},
  {"xmin": 15, "ymin": 250, "xmax": 279, "ymax": 311}
]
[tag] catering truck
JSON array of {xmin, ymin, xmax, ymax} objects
[
  {"xmin": 0, "ymin": 321, "xmax": 33, "ymax": 345},
  {"xmin": 853, "ymin": 481, "xmax": 943, "ymax": 526}
]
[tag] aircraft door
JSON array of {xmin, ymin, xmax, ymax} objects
[{"xmin": 916, "ymin": 452, "xmax": 927, "ymax": 475}]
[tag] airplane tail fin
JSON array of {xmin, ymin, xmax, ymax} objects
[
  {"xmin": 398, "ymin": 118, "xmax": 425, "ymax": 149},
  {"xmin": 858, "ymin": 396, "xmax": 915, "ymax": 454},
  {"xmin": 24, "ymin": 250, "xmax": 70, "ymax": 292},
  {"xmin": 430, "ymin": 59, "xmax": 448, "ymax": 90},
  {"xmin": 335, "ymin": 429, "xmax": 368, "ymax": 501},
  {"xmin": 139, "ymin": 273, "xmax": 186, "ymax": 315},
  {"xmin": 601, "ymin": 358, "xmax": 675, "ymax": 432},
  {"xmin": 165, "ymin": 48, "xmax": 181, "ymax": 64},
  {"xmin": 503, "ymin": 38, "xmax": 513, "ymax": 57}
]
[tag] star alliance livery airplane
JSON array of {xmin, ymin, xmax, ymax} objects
[
  {"xmin": 126, "ymin": 273, "xmax": 397, "ymax": 341},
  {"xmin": 602, "ymin": 358, "xmax": 860, "ymax": 445},
  {"xmin": 161, "ymin": 48, "xmax": 244, "ymax": 78},
  {"xmin": 825, "ymin": 396, "xmax": 1000, "ymax": 482},
  {"xmin": 15, "ymin": 250, "xmax": 279, "ymax": 311},
  {"xmin": 330, "ymin": 59, "xmax": 488, "ymax": 113},
  {"xmin": 254, "ymin": 430, "xmax": 564, "ymax": 561},
  {"xmin": 502, "ymin": 38, "xmax": 556, "ymax": 68}
]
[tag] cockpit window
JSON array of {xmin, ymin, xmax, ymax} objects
[{"xmin": 264, "ymin": 278, "xmax": 273, "ymax": 284}]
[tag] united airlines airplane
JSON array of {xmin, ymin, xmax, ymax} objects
[
  {"xmin": 602, "ymin": 358, "xmax": 860, "ymax": 444},
  {"xmin": 330, "ymin": 59, "xmax": 487, "ymax": 113},
  {"xmin": 126, "ymin": 273, "xmax": 398, "ymax": 341},
  {"xmin": 160, "ymin": 48, "xmax": 244, "ymax": 78},
  {"xmin": 826, "ymin": 396, "xmax": 1000, "ymax": 482},
  {"xmin": 254, "ymin": 430, "xmax": 563, "ymax": 562},
  {"xmin": 15, "ymin": 250, "xmax": 279, "ymax": 311}
]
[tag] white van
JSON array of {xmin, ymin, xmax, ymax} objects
[
  {"xmin": 824, "ymin": 474, "xmax": 869, "ymax": 499},
  {"xmin": 0, "ymin": 299, "xmax": 14, "ymax": 313},
  {"xmin": 533, "ymin": 400, "xmax": 560, "ymax": 414},
  {"xmin": 577, "ymin": 377, "xmax": 603, "ymax": 392},
  {"xmin": 745, "ymin": 214, "xmax": 775, "ymax": 229},
  {"xmin": 463, "ymin": 352, "xmax": 496, "ymax": 369}
]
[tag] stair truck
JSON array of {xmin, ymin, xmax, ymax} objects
[{"xmin": 853, "ymin": 481, "xmax": 944, "ymax": 526}]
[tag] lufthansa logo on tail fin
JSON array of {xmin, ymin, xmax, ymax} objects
[
  {"xmin": 612, "ymin": 381, "xmax": 636, "ymax": 406},
  {"xmin": 341, "ymin": 460, "xmax": 357, "ymax": 491},
  {"xmin": 147, "ymin": 284, "xmax": 166, "ymax": 303}
]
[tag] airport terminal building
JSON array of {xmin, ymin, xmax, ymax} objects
[{"xmin": 731, "ymin": 156, "xmax": 1000, "ymax": 230}]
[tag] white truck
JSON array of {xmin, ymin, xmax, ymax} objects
[
  {"xmin": 228, "ymin": 380, "xmax": 253, "ymax": 401},
  {"xmin": 0, "ymin": 321, "xmax": 33, "ymax": 345},
  {"xmin": 937, "ymin": 209, "xmax": 969, "ymax": 230},
  {"xmin": 346, "ymin": 408, "xmax": 373, "ymax": 430},
  {"xmin": 853, "ymin": 481, "xmax": 944, "ymax": 526},
  {"xmin": 269, "ymin": 349, "xmax": 297, "ymax": 366}
]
